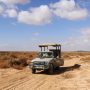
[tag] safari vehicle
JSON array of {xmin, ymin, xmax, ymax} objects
[{"xmin": 30, "ymin": 44, "xmax": 64, "ymax": 74}]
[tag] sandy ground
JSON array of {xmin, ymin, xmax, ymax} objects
[{"xmin": 0, "ymin": 57, "xmax": 90, "ymax": 90}]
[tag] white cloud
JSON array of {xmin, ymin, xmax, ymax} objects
[
  {"xmin": 81, "ymin": 28, "xmax": 90, "ymax": 42},
  {"xmin": 0, "ymin": 0, "xmax": 30, "ymax": 5},
  {"xmin": 18, "ymin": 5, "xmax": 52, "ymax": 25},
  {"xmin": 5, "ymin": 9, "xmax": 17, "ymax": 18},
  {"xmin": 0, "ymin": 0, "xmax": 30, "ymax": 10},
  {"xmin": 0, "ymin": 0, "xmax": 89, "ymax": 25},
  {"xmin": 50, "ymin": 0, "xmax": 89, "ymax": 20},
  {"xmin": 63, "ymin": 28, "xmax": 90, "ymax": 51},
  {"xmin": 0, "ymin": 5, "xmax": 4, "ymax": 15}
]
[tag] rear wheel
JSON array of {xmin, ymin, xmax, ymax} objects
[
  {"xmin": 48, "ymin": 64, "xmax": 54, "ymax": 75},
  {"xmin": 32, "ymin": 69, "xmax": 36, "ymax": 74},
  {"xmin": 55, "ymin": 66, "xmax": 60, "ymax": 70}
]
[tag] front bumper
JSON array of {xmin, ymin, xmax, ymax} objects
[{"xmin": 30, "ymin": 64, "xmax": 49, "ymax": 70}]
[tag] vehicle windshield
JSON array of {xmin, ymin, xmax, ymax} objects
[{"xmin": 38, "ymin": 52, "xmax": 53, "ymax": 58}]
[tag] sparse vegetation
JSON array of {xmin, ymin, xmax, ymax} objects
[
  {"xmin": 0, "ymin": 51, "xmax": 90, "ymax": 89},
  {"xmin": 62, "ymin": 51, "xmax": 90, "ymax": 59},
  {"xmin": 0, "ymin": 51, "xmax": 90, "ymax": 69},
  {"xmin": 0, "ymin": 60, "xmax": 10, "ymax": 68},
  {"xmin": 80, "ymin": 56, "xmax": 90, "ymax": 64},
  {"xmin": 0, "ymin": 51, "xmax": 37, "ymax": 69},
  {"xmin": 80, "ymin": 56, "xmax": 90, "ymax": 60},
  {"xmin": 62, "ymin": 54, "xmax": 72, "ymax": 60}
]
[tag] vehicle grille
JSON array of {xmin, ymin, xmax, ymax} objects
[{"xmin": 33, "ymin": 62, "xmax": 45, "ymax": 65}]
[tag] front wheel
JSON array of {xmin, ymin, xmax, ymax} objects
[
  {"xmin": 55, "ymin": 66, "xmax": 60, "ymax": 70},
  {"xmin": 48, "ymin": 64, "xmax": 54, "ymax": 75},
  {"xmin": 32, "ymin": 69, "xmax": 36, "ymax": 74}
]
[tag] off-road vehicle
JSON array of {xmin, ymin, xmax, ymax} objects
[{"xmin": 30, "ymin": 44, "xmax": 64, "ymax": 74}]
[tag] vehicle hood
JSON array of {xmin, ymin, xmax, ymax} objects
[{"xmin": 31, "ymin": 58, "xmax": 53, "ymax": 63}]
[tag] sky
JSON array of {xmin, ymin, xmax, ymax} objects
[{"xmin": 0, "ymin": 0, "xmax": 90, "ymax": 51}]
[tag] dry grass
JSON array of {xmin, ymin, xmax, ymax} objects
[
  {"xmin": 62, "ymin": 51, "xmax": 90, "ymax": 56},
  {"xmin": 80, "ymin": 56, "xmax": 90, "ymax": 64},
  {"xmin": 0, "ymin": 51, "xmax": 90, "ymax": 69},
  {"xmin": 80, "ymin": 56, "xmax": 90, "ymax": 60},
  {"xmin": 0, "ymin": 60, "xmax": 10, "ymax": 68},
  {"xmin": 62, "ymin": 51, "xmax": 90, "ymax": 59},
  {"xmin": 62, "ymin": 54, "xmax": 72, "ymax": 60},
  {"xmin": 0, "ymin": 51, "xmax": 37, "ymax": 69}
]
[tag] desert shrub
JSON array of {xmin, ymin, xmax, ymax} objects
[
  {"xmin": 0, "ymin": 51, "xmax": 37, "ymax": 69},
  {"xmin": 29, "ymin": 55, "xmax": 33, "ymax": 58},
  {"xmin": 0, "ymin": 55, "xmax": 10, "ymax": 60},
  {"xmin": 12, "ymin": 64, "xmax": 24, "ymax": 70},
  {"xmin": 80, "ymin": 57, "xmax": 90, "ymax": 64},
  {"xmin": 0, "ymin": 55, "xmax": 29, "ymax": 69},
  {"xmin": 80, "ymin": 57, "xmax": 90, "ymax": 60},
  {"xmin": 62, "ymin": 52, "xmax": 90, "ymax": 57},
  {"xmin": 19, "ymin": 58, "xmax": 28, "ymax": 66},
  {"xmin": 7, "ymin": 58, "xmax": 28, "ymax": 70},
  {"xmin": 63, "ymin": 55, "xmax": 72, "ymax": 60},
  {"xmin": 0, "ymin": 60, "xmax": 10, "ymax": 68},
  {"xmin": 10, "ymin": 54, "xmax": 17, "ymax": 59},
  {"xmin": 9, "ymin": 58, "xmax": 27, "ymax": 67}
]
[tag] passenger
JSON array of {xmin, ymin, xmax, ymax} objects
[{"xmin": 43, "ymin": 53, "xmax": 48, "ymax": 58}]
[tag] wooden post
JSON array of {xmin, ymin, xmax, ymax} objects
[
  {"xmin": 56, "ymin": 46, "xmax": 57, "ymax": 50},
  {"xmin": 44, "ymin": 47, "xmax": 45, "ymax": 51},
  {"xmin": 60, "ymin": 45, "xmax": 61, "ymax": 58},
  {"xmin": 47, "ymin": 46, "xmax": 48, "ymax": 50},
  {"xmin": 41, "ymin": 47, "xmax": 42, "ymax": 51}
]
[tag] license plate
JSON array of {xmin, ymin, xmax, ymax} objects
[{"xmin": 34, "ymin": 65, "xmax": 44, "ymax": 68}]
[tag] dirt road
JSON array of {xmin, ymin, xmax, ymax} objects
[{"xmin": 0, "ymin": 58, "xmax": 90, "ymax": 90}]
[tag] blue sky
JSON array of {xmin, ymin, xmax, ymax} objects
[{"xmin": 0, "ymin": 0, "xmax": 90, "ymax": 51}]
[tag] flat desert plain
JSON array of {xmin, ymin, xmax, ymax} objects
[{"xmin": 0, "ymin": 52, "xmax": 90, "ymax": 90}]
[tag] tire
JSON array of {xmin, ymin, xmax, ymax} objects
[
  {"xmin": 32, "ymin": 69, "xmax": 36, "ymax": 74},
  {"xmin": 55, "ymin": 66, "xmax": 60, "ymax": 70},
  {"xmin": 48, "ymin": 64, "xmax": 54, "ymax": 75}
]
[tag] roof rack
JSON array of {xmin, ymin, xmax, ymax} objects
[
  {"xmin": 39, "ymin": 43, "xmax": 61, "ymax": 47},
  {"xmin": 39, "ymin": 43, "xmax": 61, "ymax": 58}
]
